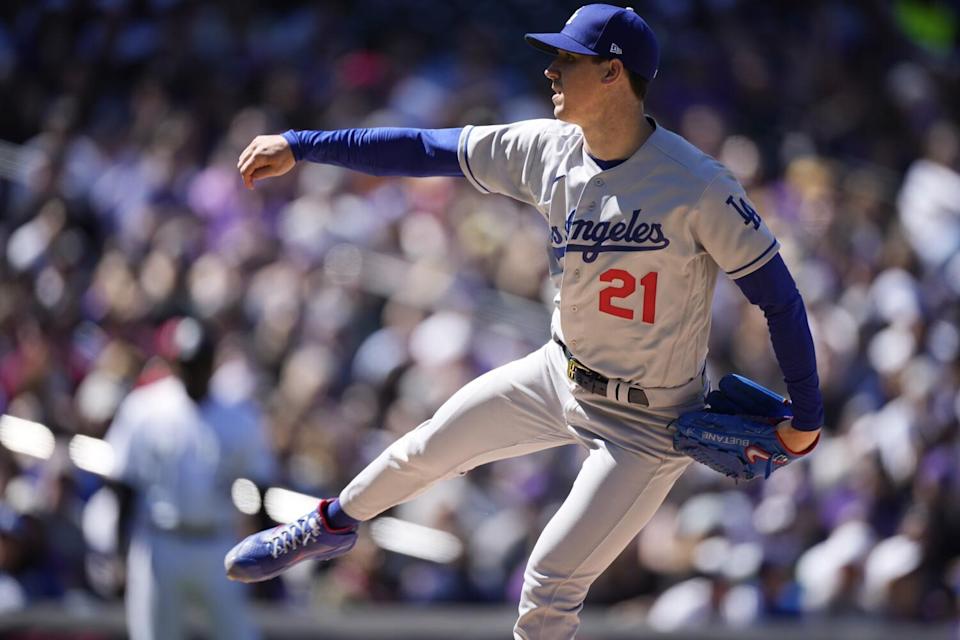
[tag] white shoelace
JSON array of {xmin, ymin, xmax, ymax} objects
[{"xmin": 269, "ymin": 512, "xmax": 324, "ymax": 559}]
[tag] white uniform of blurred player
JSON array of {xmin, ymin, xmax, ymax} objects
[
  {"xmin": 227, "ymin": 6, "xmax": 823, "ymax": 639},
  {"xmin": 106, "ymin": 318, "xmax": 275, "ymax": 640}
]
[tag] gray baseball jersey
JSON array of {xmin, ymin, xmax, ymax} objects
[
  {"xmin": 341, "ymin": 117, "xmax": 778, "ymax": 638},
  {"xmin": 457, "ymin": 117, "xmax": 778, "ymax": 388}
]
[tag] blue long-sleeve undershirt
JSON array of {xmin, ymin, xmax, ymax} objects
[
  {"xmin": 282, "ymin": 128, "xmax": 463, "ymax": 177},
  {"xmin": 284, "ymin": 127, "xmax": 824, "ymax": 428},
  {"xmin": 734, "ymin": 254, "xmax": 824, "ymax": 430}
]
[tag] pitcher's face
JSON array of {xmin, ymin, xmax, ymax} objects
[{"xmin": 544, "ymin": 51, "xmax": 608, "ymax": 126}]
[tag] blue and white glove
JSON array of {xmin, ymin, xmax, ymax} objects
[{"xmin": 672, "ymin": 374, "xmax": 818, "ymax": 480}]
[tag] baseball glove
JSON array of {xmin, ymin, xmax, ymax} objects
[{"xmin": 672, "ymin": 374, "xmax": 817, "ymax": 480}]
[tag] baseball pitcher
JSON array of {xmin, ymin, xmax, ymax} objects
[{"xmin": 225, "ymin": 5, "xmax": 823, "ymax": 638}]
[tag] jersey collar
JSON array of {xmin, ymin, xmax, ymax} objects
[{"xmin": 583, "ymin": 115, "xmax": 662, "ymax": 173}]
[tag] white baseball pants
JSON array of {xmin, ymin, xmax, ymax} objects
[{"xmin": 340, "ymin": 340, "xmax": 703, "ymax": 639}]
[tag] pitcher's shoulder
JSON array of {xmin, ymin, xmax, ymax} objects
[{"xmin": 649, "ymin": 126, "xmax": 731, "ymax": 186}]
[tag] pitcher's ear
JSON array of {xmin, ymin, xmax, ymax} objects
[{"xmin": 602, "ymin": 58, "xmax": 625, "ymax": 84}]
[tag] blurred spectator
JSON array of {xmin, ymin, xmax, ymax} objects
[{"xmin": 0, "ymin": 506, "xmax": 62, "ymax": 610}]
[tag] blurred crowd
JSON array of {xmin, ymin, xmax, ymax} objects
[{"xmin": 0, "ymin": 0, "xmax": 959, "ymax": 632}]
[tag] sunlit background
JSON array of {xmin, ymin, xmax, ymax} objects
[{"xmin": 0, "ymin": 1, "xmax": 958, "ymax": 638}]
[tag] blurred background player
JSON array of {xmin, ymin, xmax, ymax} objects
[{"xmin": 105, "ymin": 317, "xmax": 275, "ymax": 640}]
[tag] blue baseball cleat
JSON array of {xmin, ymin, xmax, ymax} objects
[{"xmin": 225, "ymin": 499, "xmax": 358, "ymax": 583}]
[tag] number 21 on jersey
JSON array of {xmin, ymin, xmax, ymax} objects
[{"xmin": 598, "ymin": 269, "xmax": 658, "ymax": 324}]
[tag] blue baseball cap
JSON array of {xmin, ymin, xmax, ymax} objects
[{"xmin": 525, "ymin": 4, "xmax": 660, "ymax": 81}]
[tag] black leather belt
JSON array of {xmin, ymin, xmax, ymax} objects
[{"xmin": 554, "ymin": 338, "xmax": 649, "ymax": 406}]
